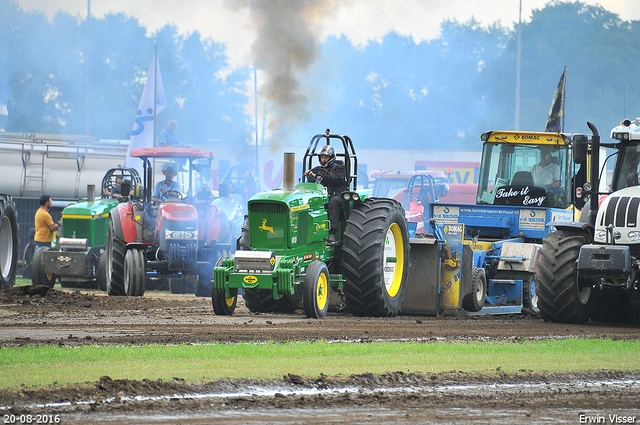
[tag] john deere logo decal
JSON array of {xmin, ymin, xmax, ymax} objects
[
  {"xmin": 244, "ymin": 276, "xmax": 258, "ymax": 284},
  {"xmin": 259, "ymin": 218, "xmax": 277, "ymax": 235}
]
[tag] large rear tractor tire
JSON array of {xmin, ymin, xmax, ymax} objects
[
  {"xmin": 96, "ymin": 253, "xmax": 108, "ymax": 291},
  {"xmin": 31, "ymin": 246, "xmax": 56, "ymax": 288},
  {"xmin": 536, "ymin": 230, "xmax": 592, "ymax": 323},
  {"xmin": 462, "ymin": 267, "xmax": 486, "ymax": 312},
  {"xmin": 124, "ymin": 248, "xmax": 145, "ymax": 296},
  {"xmin": 107, "ymin": 217, "xmax": 126, "ymax": 296},
  {"xmin": 303, "ymin": 261, "xmax": 330, "ymax": 319},
  {"xmin": 0, "ymin": 202, "xmax": 18, "ymax": 289},
  {"xmin": 342, "ymin": 198, "xmax": 410, "ymax": 317}
]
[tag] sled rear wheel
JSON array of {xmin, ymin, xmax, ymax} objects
[{"xmin": 462, "ymin": 267, "xmax": 486, "ymax": 312}]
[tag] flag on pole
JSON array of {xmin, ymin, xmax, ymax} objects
[
  {"xmin": 545, "ymin": 67, "xmax": 566, "ymax": 133},
  {"xmin": 125, "ymin": 52, "xmax": 166, "ymax": 172}
]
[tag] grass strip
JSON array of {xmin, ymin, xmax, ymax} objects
[{"xmin": 1, "ymin": 338, "xmax": 639, "ymax": 389}]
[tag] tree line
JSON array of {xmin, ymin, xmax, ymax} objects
[{"xmin": 0, "ymin": 0, "xmax": 638, "ymax": 152}]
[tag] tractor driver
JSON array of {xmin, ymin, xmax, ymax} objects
[
  {"xmin": 530, "ymin": 146, "xmax": 561, "ymax": 188},
  {"xmin": 304, "ymin": 145, "xmax": 348, "ymax": 243},
  {"xmin": 104, "ymin": 175, "xmax": 126, "ymax": 200},
  {"xmin": 152, "ymin": 164, "xmax": 181, "ymax": 202}
]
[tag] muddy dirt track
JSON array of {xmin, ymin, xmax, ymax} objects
[{"xmin": 1, "ymin": 285, "xmax": 640, "ymax": 424}]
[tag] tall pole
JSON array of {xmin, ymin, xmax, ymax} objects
[
  {"xmin": 153, "ymin": 45, "xmax": 158, "ymax": 147},
  {"xmin": 86, "ymin": 0, "xmax": 91, "ymax": 135},
  {"xmin": 515, "ymin": 0, "xmax": 522, "ymax": 131},
  {"xmin": 254, "ymin": 67, "xmax": 259, "ymax": 176}
]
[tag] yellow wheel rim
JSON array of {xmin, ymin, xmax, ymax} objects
[
  {"xmin": 384, "ymin": 222, "xmax": 404, "ymax": 298},
  {"xmin": 225, "ymin": 294, "xmax": 236, "ymax": 307},
  {"xmin": 316, "ymin": 272, "xmax": 328, "ymax": 311}
]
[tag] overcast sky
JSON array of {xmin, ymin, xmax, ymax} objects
[{"xmin": 15, "ymin": 0, "xmax": 640, "ymax": 69}]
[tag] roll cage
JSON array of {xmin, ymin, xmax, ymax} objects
[{"xmin": 302, "ymin": 129, "xmax": 357, "ymax": 191}]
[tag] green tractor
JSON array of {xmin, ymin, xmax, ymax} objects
[
  {"xmin": 30, "ymin": 167, "xmax": 141, "ymax": 289},
  {"xmin": 212, "ymin": 130, "xmax": 411, "ymax": 319}
]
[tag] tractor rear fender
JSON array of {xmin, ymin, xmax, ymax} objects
[
  {"xmin": 199, "ymin": 203, "xmax": 225, "ymax": 246},
  {"xmin": 547, "ymin": 220, "xmax": 594, "ymax": 242}
]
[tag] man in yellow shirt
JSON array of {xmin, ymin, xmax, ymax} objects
[{"xmin": 34, "ymin": 195, "xmax": 58, "ymax": 248}]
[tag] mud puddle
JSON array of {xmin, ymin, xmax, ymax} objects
[{"xmin": 6, "ymin": 377, "xmax": 640, "ymax": 424}]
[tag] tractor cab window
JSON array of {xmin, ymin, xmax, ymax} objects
[
  {"xmin": 613, "ymin": 142, "xmax": 640, "ymax": 190},
  {"xmin": 477, "ymin": 143, "xmax": 571, "ymax": 208}
]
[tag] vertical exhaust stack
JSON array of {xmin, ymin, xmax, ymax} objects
[
  {"xmin": 587, "ymin": 122, "xmax": 599, "ymax": 227},
  {"xmin": 87, "ymin": 184, "xmax": 95, "ymax": 203},
  {"xmin": 283, "ymin": 152, "xmax": 295, "ymax": 191}
]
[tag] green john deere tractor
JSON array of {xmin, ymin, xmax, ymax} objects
[
  {"xmin": 212, "ymin": 130, "xmax": 411, "ymax": 319},
  {"xmin": 30, "ymin": 167, "xmax": 141, "ymax": 289}
]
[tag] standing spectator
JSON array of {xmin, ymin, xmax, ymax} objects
[
  {"xmin": 34, "ymin": 195, "xmax": 58, "ymax": 248},
  {"xmin": 158, "ymin": 119, "xmax": 183, "ymax": 147}
]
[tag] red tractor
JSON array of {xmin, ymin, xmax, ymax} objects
[
  {"xmin": 106, "ymin": 146, "xmax": 232, "ymax": 297},
  {"xmin": 370, "ymin": 169, "xmax": 477, "ymax": 235}
]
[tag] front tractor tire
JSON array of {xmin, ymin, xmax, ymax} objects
[
  {"xmin": 31, "ymin": 246, "xmax": 56, "ymax": 288},
  {"xmin": 212, "ymin": 287, "xmax": 238, "ymax": 315},
  {"xmin": 107, "ymin": 216, "xmax": 126, "ymax": 296},
  {"xmin": 342, "ymin": 198, "xmax": 410, "ymax": 317},
  {"xmin": 212, "ymin": 257, "xmax": 237, "ymax": 315},
  {"xmin": 303, "ymin": 261, "xmax": 330, "ymax": 319},
  {"xmin": 536, "ymin": 230, "xmax": 592, "ymax": 323},
  {"xmin": 124, "ymin": 248, "xmax": 146, "ymax": 296}
]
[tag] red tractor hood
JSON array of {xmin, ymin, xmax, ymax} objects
[{"xmin": 159, "ymin": 203, "xmax": 198, "ymax": 221}]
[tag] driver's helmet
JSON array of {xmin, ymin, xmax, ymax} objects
[{"xmin": 318, "ymin": 145, "xmax": 336, "ymax": 168}]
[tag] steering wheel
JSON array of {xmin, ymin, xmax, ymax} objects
[
  {"xmin": 308, "ymin": 166, "xmax": 329, "ymax": 182},
  {"xmin": 161, "ymin": 190, "xmax": 184, "ymax": 201},
  {"xmin": 410, "ymin": 191, "xmax": 423, "ymax": 202}
]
